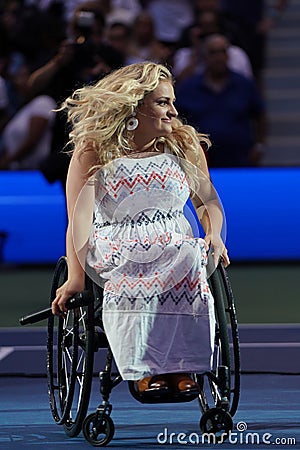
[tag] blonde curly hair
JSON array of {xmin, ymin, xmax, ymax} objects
[{"xmin": 62, "ymin": 62, "xmax": 210, "ymax": 171}]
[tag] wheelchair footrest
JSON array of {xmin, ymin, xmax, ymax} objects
[{"xmin": 128, "ymin": 381, "xmax": 199, "ymax": 404}]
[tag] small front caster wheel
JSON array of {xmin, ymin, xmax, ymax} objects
[
  {"xmin": 83, "ymin": 413, "xmax": 115, "ymax": 447},
  {"xmin": 200, "ymin": 407, "xmax": 233, "ymax": 443}
]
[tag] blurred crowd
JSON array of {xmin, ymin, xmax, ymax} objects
[{"xmin": 0, "ymin": 0, "xmax": 288, "ymax": 182}]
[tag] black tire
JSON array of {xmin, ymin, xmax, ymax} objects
[
  {"xmin": 206, "ymin": 258, "xmax": 240, "ymax": 417},
  {"xmin": 47, "ymin": 257, "xmax": 95, "ymax": 437},
  {"xmin": 200, "ymin": 407, "xmax": 233, "ymax": 443},
  {"xmin": 83, "ymin": 413, "xmax": 115, "ymax": 447},
  {"xmin": 209, "ymin": 264, "xmax": 231, "ymax": 373},
  {"xmin": 218, "ymin": 262, "xmax": 241, "ymax": 417}
]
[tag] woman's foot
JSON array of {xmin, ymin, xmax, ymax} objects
[
  {"xmin": 135, "ymin": 375, "xmax": 170, "ymax": 393},
  {"xmin": 148, "ymin": 375, "xmax": 169, "ymax": 391},
  {"xmin": 135, "ymin": 376, "xmax": 152, "ymax": 393},
  {"xmin": 168, "ymin": 373, "xmax": 199, "ymax": 393}
]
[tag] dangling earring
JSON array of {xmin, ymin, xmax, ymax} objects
[{"xmin": 126, "ymin": 111, "xmax": 139, "ymax": 131}]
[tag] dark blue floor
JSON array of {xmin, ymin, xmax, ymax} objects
[{"xmin": 0, "ymin": 373, "xmax": 299, "ymax": 449}]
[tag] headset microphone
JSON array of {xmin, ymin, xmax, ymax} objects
[{"xmin": 138, "ymin": 111, "xmax": 175, "ymax": 120}]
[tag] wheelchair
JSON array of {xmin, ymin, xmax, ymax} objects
[{"xmin": 20, "ymin": 254, "xmax": 240, "ymax": 446}]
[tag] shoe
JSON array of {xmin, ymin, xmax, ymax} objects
[
  {"xmin": 135, "ymin": 375, "xmax": 170, "ymax": 394},
  {"xmin": 148, "ymin": 375, "xmax": 170, "ymax": 391},
  {"xmin": 135, "ymin": 376, "xmax": 152, "ymax": 393},
  {"xmin": 168, "ymin": 373, "xmax": 199, "ymax": 393}
]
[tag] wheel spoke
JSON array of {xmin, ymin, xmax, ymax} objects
[
  {"xmin": 198, "ymin": 260, "xmax": 240, "ymax": 442},
  {"xmin": 47, "ymin": 257, "xmax": 95, "ymax": 437}
]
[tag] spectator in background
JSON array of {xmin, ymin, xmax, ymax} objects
[
  {"xmin": 27, "ymin": 1, "xmax": 124, "ymax": 102},
  {"xmin": 25, "ymin": 1, "xmax": 124, "ymax": 189},
  {"xmin": 68, "ymin": 1, "xmax": 125, "ymax": 74},
  {"xmin": 0, "ymin": 1, "xmax": 66, "ymax": 117},
  {"xmin": 176, "ymin": 34, "xmax": 267, "ymax": 168},
  {"xmin": 104, "ymin": 0, "xmax": 141, "ymax": 27},
  {"xmin": 220, "ymin": 0, "xmax": 289, "ymax": 89},
  {"xmin": 126, "ymin": 11, "xmax": 158, "ymax": 63},
  {"xmin": 0, "ymin": 74, "xmax": 9, "ymax": 131},
  {"xmin": 173, "ymin": 23, "xmax": 204, "ymax": 81},
  {"xmin": 197, "ymin": 10, "xmax": 252, "ymax": 78},
  {"xmin": 144, "ymin": 0, "xmax": 194, "ymax": 45},
  {"xmin": 11, "ymin": 3, "xmax": 66, "ymax": 72},
  {"xmin": 0, "ymin": 1, "xmax": 66, "ymax": 68},
  {"xmin": 105, "ymin": 21, "xmax": 133, "ymax": 65},
  {"xmin": 34, "ymin": 0, "xmax": 92, "ymax": 21},
  {"xmin": 173, "ymin": 11, "xmax": 253, "ymax": 82},
  {"xmin": 125, "ymin": 11, "xmax": 175, "ymax": 68},
  {"xmin": 0, "ymin": 50, "xmax": 10, "ymax": 134},
  {"xmin": 37, "ymin": 0, "xmax": 141, "ymax": 23},
  {"xmin": 0, "ymin": 0, "xmax": 22, "ymax": 53},
  {"xmin": 194, "ymin": 0, "xmax": 244, "ymax": 49},
  {"xmin": 0, "ymin": 1, "xmax": 28, "ymax": 117},
  {"xmin": 0, "ymin": 61, "xmax": 56, "ymax": 170}
]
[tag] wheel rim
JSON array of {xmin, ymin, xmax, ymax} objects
[
  {"xmin": 204, "ymin": 260, "xmax": 240, "ymax": 417},
  {"xmin": 200, "ymin": 408, "xmax": 233, "ymax": 443},
  {"xmin": 219, "ymin": 263, "xmax": 241, "ymax": 416},
  {"xmin": 83, "ymin": 413, "xmax": 115, "ymax": 446},
  {"xmin": 63, "ymin": 304, "xmax": 94, "ymax": 434},
  {"xmin": 47, "ymin": 257, "xmax": 71, "ymax": 424},
  {"xmin": 47, "ymin": 257, "xmax": 94, "ymax": 437}
]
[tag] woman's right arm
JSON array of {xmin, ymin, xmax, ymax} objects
[{"xmin": 51, "ymin": 146, "xmax": 98, "ymax": 315}]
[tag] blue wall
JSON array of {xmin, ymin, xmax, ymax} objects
[
  {"xmin": 0, "ymin": 172, "xmax": 66, "ymax": 264},
  {"xmin": 0, "ymin": 168, "xmax": 299, "ymax": 263},
  {"xmin": 210, "ymin": 168, "xmax": 300, "ymax": 260}
]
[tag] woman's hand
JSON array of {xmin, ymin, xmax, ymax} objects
[
  {"xmin": 204, "ymin": 233, "xmax": 230, "ymax": 267},
  {"xmin": 51, "ymin": 277, "xmax": 85, "ymax": 315}
]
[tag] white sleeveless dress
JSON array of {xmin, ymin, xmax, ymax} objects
[{"xmin": 86, "ymin": 153, "xmax": 215, "ymax": 380}]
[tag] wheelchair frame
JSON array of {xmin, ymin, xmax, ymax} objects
[{"xmin": 20, "ymin": 255, "xmax": 240, "ymax": 446}]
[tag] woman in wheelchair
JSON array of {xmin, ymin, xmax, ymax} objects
[{"xmin": 51, "ymin": 62, "xmax": 229, "ymax": 397}]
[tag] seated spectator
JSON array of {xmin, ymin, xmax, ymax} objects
[
  {"xmin": 105, "ymin": 21, "xmax": 133, "ymax": 65},
  {"xmin": 39, "ymin": 0, "xmax": 141, "ymax": 23},
  {"xmin": 176, "ymin": 34, "xmax": 267, "ymax": 167},
  {"xmin": 105, "ymin": 0, "xmax": 141, "ymax": 27},
  {"xmin": 24, "ymin": 1, "xmax": 124, "ymax": 188},
  {"xmin": 173, "ymin": 12, "xmax": 252, "ymax": 82},
  {"xmin": 126, "ymin": 11, "xmax": 159, "ymax": 64},
  {"xmin": 0, "ymin": 61, "xmax": 56, "ymax": 170},
  {"xmin": 145, "ymin": 0, "xmax": 194, "ymax": 45},
  {"xmin": 0, "ymin": 1, "xmax": 66, "ymax": 79},
  {"xmin": 194, "ymin": 0, "xmax": 245, "ymax": 48},
  {"xmin": 126, "ymin": 11, "xmax": 176, "ymax": 67},
  {"xmin": 27, "ymin": 1, "xmax": 124, "ymax": 101}
]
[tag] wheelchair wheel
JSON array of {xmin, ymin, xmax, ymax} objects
[
  {"xmin": 200, "ymin": 407, "xmax": 233, "ymax": 443},
  {"xmin": 218, "ymin": 262, "xmax": 241, "ymax": 417},
  {"xmin": 83, "ymin": 413, "xmax": 115, "ymax": 447},
  {"xmin": 200, "ymin": 259, "xmax": 240, "ymax": 418},
  {"xmin": 47, "ymin": 257, "xmax": 95, "ymax": 437}
]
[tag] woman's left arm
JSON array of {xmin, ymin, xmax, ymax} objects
[{"xmin": 186, "ymin": 145, "xmax": 230, "ymax": 267}]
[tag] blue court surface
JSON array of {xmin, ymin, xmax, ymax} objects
[
  {"xmin": 1, "ymin": 372, "xmax": 300, "ymax": 449},
  {"xmin": 1, "ymin": 325, "xmax": 300, "ymax": 449}
]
